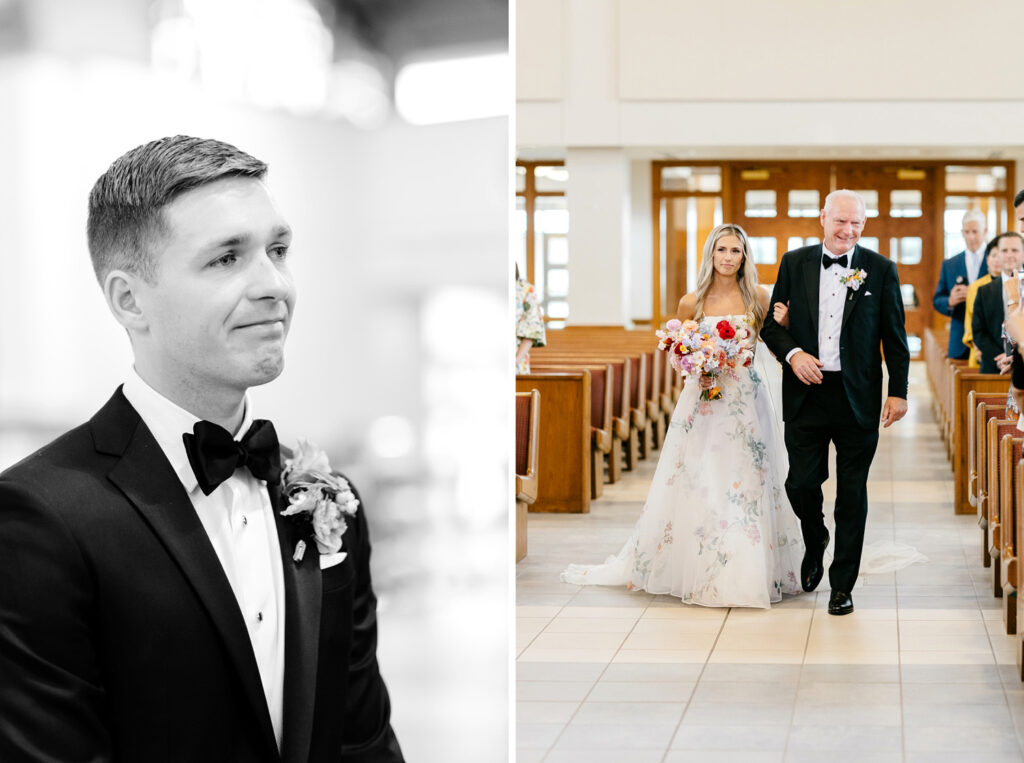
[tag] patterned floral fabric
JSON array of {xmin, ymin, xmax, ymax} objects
[
  {"xmin": 516, "ymin": 278, "xmax": 546, "ymax": 373},
  {"xmin": 562, "ymin": 314, "xmax": 805, "ymax": 608}
]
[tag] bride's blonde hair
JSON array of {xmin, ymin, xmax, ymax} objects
[{"xmin": 693, "ymin": 223, "xmax": 766, "ymax": 332}]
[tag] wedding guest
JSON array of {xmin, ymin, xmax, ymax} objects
[
  {"xmin": 962, "ymin": 237, "xmax": 1002, "ymax": 368},
  {"xmin": 0, "ymin": 136, "xmax": 404, "ymax": 762},
  {"xmin": 516, "ymin": 264, "xmax": 546, "ymax": 372},
  {"xmin": 972, "ymin": 231, "xmax": 1024, "ymax": 374},
  {"xmin": 1005, "ymin": 189, "xmax": 1024, "ymax": 411},
  {"xmin": 933, "ymin": 209, "xmax": 989, "ymax": 359}
]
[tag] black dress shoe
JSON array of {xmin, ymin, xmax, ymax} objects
[
  {"xmin": 828, "ymin": 590, "xmax": 854, "ymax": 616},
  {"xmin": 800, "ymin": 531, "xmax": 829, "ymax": 592}
]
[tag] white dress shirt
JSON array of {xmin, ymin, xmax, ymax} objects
[
  {"xmin": 122, "ymin": 369, "xmax": 285, "ymax": 749},
  {"xmin": 816, "ymin": 245, "xmax": 849, "ymax": 371},
  {"xmin": 785, "ymin": 245, "xmax": 850, "ymax": 371},
  {"xmin": 965, "ymin": 248, "xmax": 984, "ymax": 284}
]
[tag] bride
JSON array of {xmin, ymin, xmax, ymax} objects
[{"xmin": 561, "ymin": 223, "xmax": 805, "ymax": 607}]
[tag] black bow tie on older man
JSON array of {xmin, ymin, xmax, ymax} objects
[
  {"xmin": 822, "ymin": 253, "xmax": 848, "ymax": 269},
  {"xmin": 184, "ymin": 419, "xmax": 282, "ymax": 496}
]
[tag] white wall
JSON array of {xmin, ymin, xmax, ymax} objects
[
  {"xmin": 565, "ymin": 147, "xmax": 630, "ymax": 324},
  {"xmin": 519, "ymin": 0, "xmax": 1024, "ymax": 149},
  {"xmin": 517, "ymin": 0, "xmax": 1024, "ymax": 324},
  {"xmin": 515, "ymin": 0, "xmax": 564, "ymax": 101},
  {"xmin": 629, "ymin": 159, "xmax": 652, "ymax": 321},
  {"xmin": 618, "ymin": 0, "xmax": 1022, "ymax": 101}
]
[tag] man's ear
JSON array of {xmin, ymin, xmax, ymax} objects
[{"xmin": 104, "ymin": 270, "xmax": 149, "ymax": 333}]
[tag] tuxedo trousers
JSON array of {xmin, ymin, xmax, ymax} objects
[{"xmin": 783, "ymin": 372, "xmax": 879, "ymax": 593}]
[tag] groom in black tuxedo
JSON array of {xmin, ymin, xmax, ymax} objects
[
  {"xmin": 0, "ymin": 137, "xmax": 403, "ymax": 761},
  {"xmin": 761, "ymin": 190, "xmax": 910, "ymax": 615}
]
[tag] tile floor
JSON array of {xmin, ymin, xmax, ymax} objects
[{"xmin": 516, "ymin": 364, "xmax": 1024, "ymax": 761}]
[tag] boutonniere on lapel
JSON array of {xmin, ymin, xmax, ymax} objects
[
  {"xmin": 838, "ymin": 267, "xmax": 868, "ymax": 295},
  {"xmin": 278, "ymin": 440, "xmax": 360, "ymax": 563}
]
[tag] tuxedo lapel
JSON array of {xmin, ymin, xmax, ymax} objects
[
  {"xmin": 274, "ymin": 483, "xmax": 321, "ymax": 763},
  {"xmin": 802, "ymin": 246, "xmax": 822, "ymax": 336},
  {"xmin": 988, "ymin": 278, "xmax": 1005, "ymax": 331},
  {"xmin": 93, "ymin": 391, "xmax": 279, "ymax": 758},
  {"xmin": 955, "ymin": 253, "xmax": 969, "ymax": 283},
  {"xmin": 841, "ymin": 246, "xmax": 866, "ymax": 331}
]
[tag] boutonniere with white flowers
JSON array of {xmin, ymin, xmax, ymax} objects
[
  {"xmin": 838, "ymin": 267, "xmax": 868, "ymax": 292},
  {"xmin": 279, "ymin": 440, "xmax": 360, "ymax": 562}
]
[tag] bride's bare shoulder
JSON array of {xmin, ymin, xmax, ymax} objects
[
  {"xmin": 756, "ymin": 285, "xmax": 772, "ymax": 311},
  {"xmin": 676, "ymin": 293, "xmax": 698, "ymax": 320}
]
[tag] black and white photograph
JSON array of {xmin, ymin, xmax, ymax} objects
[{"xmin": 0, "ymin": 1, "xmax": 507, "ymax": 761}]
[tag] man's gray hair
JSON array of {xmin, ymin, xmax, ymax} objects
[
  {"xmin": 822, "ymin": 189, "xmax": 866, "ymax": 217},
  {"xmin": 962, "ymin": 209, "xmax": 987, "ymax": 230}
]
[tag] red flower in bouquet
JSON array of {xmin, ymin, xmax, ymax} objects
[{"xmin": 716, "ymin": 320, "xmax": 736, "ymax": 340}]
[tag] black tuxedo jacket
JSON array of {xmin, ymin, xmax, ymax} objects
[
  {"xmin": 760, "ymin": 244, "xmax": 911, "ymax": 430},
  {"xmin": 971, "ymin": 277, "xmax": 1006, "ymax": 375},
  {"xmin": 0, "ymin": 389, "xmax": 403, "ymax": 763}
]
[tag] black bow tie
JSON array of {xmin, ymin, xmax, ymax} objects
[
  {"xmin": 184, "ymin": 419, "xmax": 282, "ymax": 496},
  {"xmin": 822, "ymin": 253, "xmax": 848, "ymax": 269}
]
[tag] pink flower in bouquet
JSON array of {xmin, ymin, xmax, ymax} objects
[{"xmin": 657, "ymin": 315, "xmax": 750, "ymax": 402}]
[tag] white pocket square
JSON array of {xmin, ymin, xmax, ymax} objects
[
  {"xmin": 864, "ymin": 291, "xmax": 872, "ymax": 296},
  {"xmin": 319, "ymin": 551, "xmax": 347, "ymax": 570}
]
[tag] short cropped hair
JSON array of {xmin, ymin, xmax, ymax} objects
[
  {"xmin": 822, "ymin": 189, "xmax": 865, "ymax": 218},
  {"xmin": 962, "ymin": 209, "xmax": 986, "ymax": 229},
  {"xmin": 1013, "ymin": 188, "xmax": 1024, "ymax": 208},
  {"xmin": 997, "ymin": 231, "xmax": 1024, "ymax": 246},
  {"xmin": 87, "ymin": 136, "xmax": 267, "ymax": 284}
]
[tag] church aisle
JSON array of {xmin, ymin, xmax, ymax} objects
[{"xmin": 516, "ymin": 364, "xmax": 1024, "ymax": 762}]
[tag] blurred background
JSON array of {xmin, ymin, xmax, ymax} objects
[{"xmin": 0, "ymin": 0, "xmax": 509, "ymax": 760}]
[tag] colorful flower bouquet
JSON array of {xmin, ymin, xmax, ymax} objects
[{"xmin": 656, "ymin": 317, "xmax": 753, "ymax": 400}]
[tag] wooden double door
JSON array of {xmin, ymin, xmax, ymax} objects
[{"xmin": 730, "ymin": 162, "xmax": 935, "ymax": 348}]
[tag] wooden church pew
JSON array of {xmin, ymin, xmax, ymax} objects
[
  {"xmin": 972, "ymin": 393, "xmax": 1011, "ymax": 567},
  {"xmin": 944, "ymin": 358, "xmax": 968, "ymax": 459},
  {"xmin": 515, "ymin": 390, "xmax": 540, "ymax": 562},
  {"xmin": 924, "ymin": 327, "xmax": 953, "ymax": 456},
  {"xmin": 529, "ymin": 362, "xmax": 615, "ymax": 497},
  {"xmin": 545, "ymin": 328, "xmax": 663, "ymax": 452},
  {"xmin": 1000, "ymin": 436, "xmax": 1024, "ymax": 634},
  {"xmin": 988, "ymin": 418, "xmax": 1020, "ymax": 599},
  {"xmin": 531, "ymin": 349, "xmax": 647, "ymax": 469},
  {"xmin": 1015, "ymin": 458, "xmax": 1024, "ymax": 679},
  {"xmin": 953, "ymin": 367, "xmax": 1008, "ymax": 513},
  {"xmin": 515, "ymin": 372, "xmax": 592, "ymax": 514}
]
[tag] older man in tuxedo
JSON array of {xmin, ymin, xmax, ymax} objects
[
  {"xmin": 933, "ymin": 209, "xmax": 989, "ymax": 359},
  {"xmin": 0, "ymin": 137, "xmax": 403, "ymax": 762},
  {"xmin": 972, "ymin": 231, "xmax": 1024, "ymax": 374},
  {"xmin": 761, "ymin": 189, "xmax": 910, "ymax": 616}
]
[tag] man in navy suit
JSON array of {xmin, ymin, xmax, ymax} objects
[{"xmin": 933, "ymin": 209, "xmax": 989, "ymax": 358}]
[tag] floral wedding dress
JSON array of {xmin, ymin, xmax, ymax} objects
[{"xmin": 561, "ymin": 314, "xmax": 805, "ymax": 608}]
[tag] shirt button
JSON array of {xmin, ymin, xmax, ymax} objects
[
  {"xmin": 257, "ymin": 611, "xmax": 263, "ymax": 623},
  {"xmin": 242, "ymin": 515, "xmax": 248, "ymax": 527}
]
